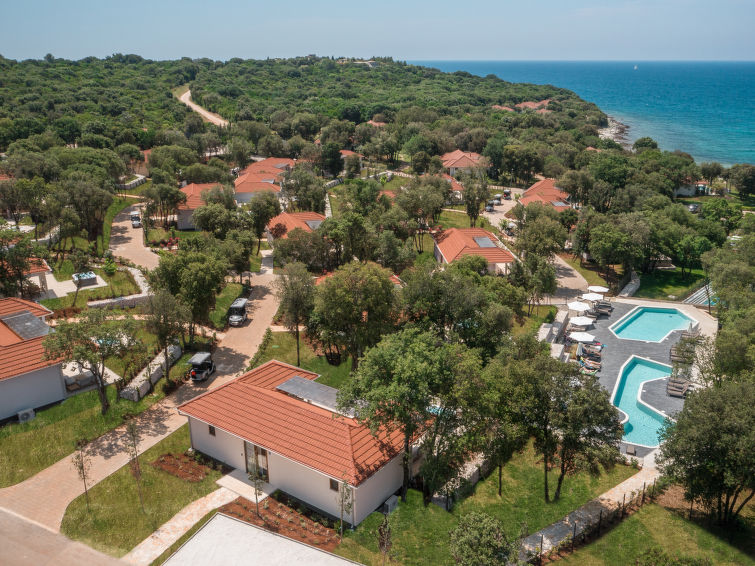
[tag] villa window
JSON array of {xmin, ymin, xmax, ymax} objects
[
  {"xmin": 208, "ymin": 425, "xmax": 216, "ymax": 436},
  {"xmin": 329, "ymin": 478, "xmax": 339, "ymax": 491}
]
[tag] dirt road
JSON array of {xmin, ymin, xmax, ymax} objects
[{"xmin": 178, "ymin": 90, "xmax": 229, "ymax": 127}]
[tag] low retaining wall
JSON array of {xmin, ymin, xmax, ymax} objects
[
  {"xmin": 117, "ymin": 175, "xmax": 146, "ymax": 191},
  {"xmin": 618, "ymin": 270, "xmax": 640, "ymax": 297},
  {"xmin": 119, "ymin": 344, "xmax": 182, "ymax": 402},
  {"xmin": 88, "ymin": 267, "xmax": 151, "ymax": 309}
]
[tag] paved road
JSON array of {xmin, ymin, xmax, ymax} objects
[
  {"xmin": 0, "ymin": 508, "xmax": 124, "ymax": 566},
  {"xmin": 109, "ymin": 204, "xmax": 160, "ymax": 271},
  {"xmin": 178, "ymin": 90, "xmax": 229, "ymax": 127},
  {"xmin": 480, "ymin": 186, "xmax": 523, "ymax": 230},
  {"xmin": 551, "ymin": 254, "xmax": 589, "ymax": 302}
]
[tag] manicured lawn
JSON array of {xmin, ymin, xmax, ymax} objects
[
  {"xmin": 61, "ymin": 425, "xmax": 223, "ymax": 557},
  {"xmin": 208, "ymin": 283, "xmax": 244, "ymax": 329},
  {"xmin": 559, "ymin": 503, "xmax": 754, "ymax": 566},
  {"xmin": 336, "ymin": 442, "xmax": 636, "ymax": 566},
  {"xmin": 40, "ymin": 268, "xmax": 140, "ymax": 310},
  {"xmin": 635, "ymin": 267, "xmax": 706, "ymax": 300},
  {"xmin": 559, "ymin": 253, "xmax": 611, "ymax": 289},
  {"xmin": 0, "ymin": 386, "xmax": 165, "ymax": 488},
  {"xmin": 253, "ymin": 331, "xmax": 352, "ymax": 388},
  {"xmin": 512, "ymin": 305, "xmax": 557, "ymax": 337}
]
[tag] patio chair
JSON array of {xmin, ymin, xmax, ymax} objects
[
  {"xmin": 626, "ymin": 445, "xmax": 636, "ymax": 456},
  {"xmin": 667, "ymin": 383, "xmax": 689, "ymax": 398},
  {"xmin": 595, "ymin": 301, "xmax": 613, "ymax": 311}
]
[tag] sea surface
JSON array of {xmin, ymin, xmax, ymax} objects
[{"xmin": 410, "ymin": 61, "xmax": 755, "ymax": 165}]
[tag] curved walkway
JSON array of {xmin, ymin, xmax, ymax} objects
[
  {"xmin": 178, "ymin": 90, "xmax": 229, "ymax": 127},
  {"xmin": 551, "ymin": 254, "xmax": 589, "ymax": 302}
]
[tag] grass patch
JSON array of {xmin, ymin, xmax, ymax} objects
[
  {"xmin": 0, "ymin": 386, "xmax": 165, "ymax": 488},
  {"xmin": 61, "ymin": 425, "xmax": 223, "ymax": 557},
  {"xmin": 635, "ymin": 267, "xmax": 706, "ymax": 300},
  {"xmin": 558, "ymin": 253, "xmax": 611, "ymax": 289},
  {"xmin": 208, "ymin": 283, "xmax": 244, "ymax": 329},
  {"xmin": 40, "ymin": 268, "xmax": 140, "ymax": 310},
  {"xmin": 512, "ymin": 305, "xmax": 557, "ymax": 337},
  {"xmin": 103, "ymin": 322, "xmax": 159, "ymax": 377},
  {"xmin": 559, "ymin": 503, "xmax": 754, "ymax": 566},
  {"xmin": 254, "ymin": 331, "xmax": 352, "ymax": 388},
  {"xmin": 337, "ymin": 442, "xmax": 636, "ymax": 566},
  {"xmin": 172, "ymin": 83, "xmax": 190, "ymax": 99}
]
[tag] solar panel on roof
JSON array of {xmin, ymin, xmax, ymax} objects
[
  {"xmin": 552, "ymin": 201, "xmax": 568, "ymax": 207},
  {"xmin": 473, "ymin": 236, "xmax": 496, "ymax": 248},
  {"xmin": 0, "ymin": 311, "xmax": 49, "ymax": 340},
  {"xmin": 276, "ymin": 376, "xmax": 353, "ymax": 416},
  {"xmin": 304, "ymin": 220, "xmax": 323, "ymax": 230}
]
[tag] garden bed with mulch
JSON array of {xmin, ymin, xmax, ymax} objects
[
  {"xmin": 150, "ymin": 453, "xmax": 213, "ymax": 482},
  {"xmin": 219, "ymin": 495, "xmax": 341, "ymax": 552}
]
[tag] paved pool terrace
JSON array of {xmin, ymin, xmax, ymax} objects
[{"xmin": 576, "ymin": 299, "xmax": 717, "ymax": 460}]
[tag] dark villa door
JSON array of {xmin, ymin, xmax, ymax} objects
[{"xmin": 245, "ymin": 441, "xmax": 269, "ymax": 482}]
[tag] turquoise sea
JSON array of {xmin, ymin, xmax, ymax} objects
[{"xmin": 411, "ymin": 61, "xmax": 755, "ymax": 166}]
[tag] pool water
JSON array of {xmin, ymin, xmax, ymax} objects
[
  {"xmin": 610, "ymin": 307, "xmax": 693, "ymax": 342},
  {"xmin": 612, "ymin": 357, "xmax": 671, "ymax": 447}
]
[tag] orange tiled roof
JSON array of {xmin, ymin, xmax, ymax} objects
[
  {"xmin": 178, "ymin": 183, "xmax": 222, "ymax": 211},
  {"xmin": 492, "ymin": 105, "xmax": 514, "ymax": 112},
  {"xmin": 0, "ymin": 298, "xmax": 51, "ymax": 319},
  {"xmin": 339, "ymin": 150, "xmax": 363, "ymax": 158},
  {"xmin": 240, "ymin": 158, "xmax": 295, "ymax": 176},
  {"xmin": 0, "ymin": 299, "xmax": 58, "ymax": 380},
  {"xmin": 367, "ymin": 120, "xmax": 386, "ymax": 127},
  {"xmin": 178, "ymin": 360, "xmax": 403, "ymax": 486},
  {"xmin": 267, "ymin": 212, "xmax": 325, "ymax": 238},
  {"xmin": 520, "ymin": 178, "xmax": 570, "ymax": 211},
  {"xmin": 442, "ymin": 174, "xmax": 464, "ymax": 193},
  {"xmin": 440, "ymin": 150, "xmax": 482, "ymax": 170},
  {"xmin": 434, "ymin": 228, "xmax": 515, "ymax": 265}
]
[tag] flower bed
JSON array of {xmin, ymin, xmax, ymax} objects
[{"xmin": 219, "ymin": 495, "xmax": 340, "ymax": 552}]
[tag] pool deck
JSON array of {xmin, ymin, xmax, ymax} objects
[{"xmin": 577, "ymin": 298, "xmax": 717, "ymax": 460}]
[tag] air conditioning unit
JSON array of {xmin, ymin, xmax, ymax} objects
[
  {"xmin": 382, "ymin": 495, "xmax": 399, "ymax": 514},
  {"xmin": 17, "ymin": 408, "xmax": 35, "ymax": 423}
]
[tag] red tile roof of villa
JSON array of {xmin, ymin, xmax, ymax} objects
[
  {"xmin": 442, "ymin": 174, "xmax": 464, "ymax": 193},
  {"xmin": 440, "ymin": 150, "xmax": 482, "ymax": 170},
  {"xmin": 492, "ymin": 105, "xmax": 514, "ymax": 112},
  {"xmin": 178, "ymin": 360, "xmax": 404, "ymax": 486},
  {"xmin": 519, "ymin": 178, "xmax": 571, "ymax": 211},
  {"xmin": 367, "ymin": 120, "xmax": 386, "ymax": 127},
  {"xmin": 240, "ymin": 158, "xmax": 295, "ymax": 176},
  {"xmin": 178, "ymin": 183, "xmax": 222, "ymax": 211},
  {"xmin": 234, "ymin": 173, "xmax": 281, "ymax": 195},
  {"xmin": 434, "ymin": 228, "xmax": 515, "ymax": 265},
  {"xmin": 0, "ymin": 298, "xmax": 57, "ymax": 380},
  {"xmin": 339, "ymin": 150, "xmax": 363, "ymax": 158},
  {"xmin": 24, "ymin": 258, "xmax": 51, "ymax": 276},
  {"xmin": 267, "ymin": 212, "xmax": 326, "ymax": 238},
  {"xmin": 516, "ymin": 99, "xmax": 551, "ymax": 110},
  {"xmin": 0, "ymin": 298, "xmax": 51, "ymax": 319}
]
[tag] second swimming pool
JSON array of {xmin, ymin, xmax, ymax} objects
[{"xmin": 610, "ymin": 307, "xmax": 693, "ymax": 342}]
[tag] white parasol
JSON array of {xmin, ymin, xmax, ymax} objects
[
  {"xmin": 582, "ymin": 292, "xmax": 605, "ymax": 301},
  {"xmin": 570, "ymin": 316, "xmax": 594, "ymax": 327},
  {"xmin": 567, "ymin": 301, "xmax": 591, "ymax": 312},
  {"xmin": 587, "ymin": 285, "xmax": 609, "ymax": 293},
  {"xmin": 569, "ymin": 331, "xmax": 596, "ymax": 343}
]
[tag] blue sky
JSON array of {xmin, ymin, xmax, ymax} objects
[{"xmin": 2, "ymin": 0, "xmax": 753, "ymax": 61}]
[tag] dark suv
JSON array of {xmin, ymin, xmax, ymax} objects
[{"xmin": 188, "ymin": 352, "xmax": 216, "ymax": 382}]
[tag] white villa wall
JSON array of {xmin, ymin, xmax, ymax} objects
[
  {"xmin": 433, "ymin": 243, "xmax": 445, "ymax": 264},
  {"xmin": 186, "ymin": 416, "xmax": 401, "ymax": 525},
  {"xmin": 0, "ymin": 365, "xmax": 65, "ymax": 420},
  {"xmin": 352, "ymin": 454, "xmax": 402, "ymax": 524},
  {"xmin": 177, "ymin": 210, "xmax": 195, "ymax": 231},
  {"xmin": 188, "ymin": 417, "xmax": 246, "ymax": 470}
]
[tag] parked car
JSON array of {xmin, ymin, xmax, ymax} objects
[
  {"xmin": 503, "ymin": 189, "xmax": 512, "ymax": 200},
  {"xmin": 188, "ymin": 352, "xmax": 216, "ymax": 382},
  {"xmin": 130, "ymin": 212, "xmax": 141, "ymax": 228},
  {"xmin": 687, "ymin": 203, "xmax": 700, "ymax": 213},
  {"xmin": 228, "ymin": 297, "xmax": 248, "ymax": 326},
  {"xmin": 493, "ymin": 198, "xmax": 502, "ymax": 205},
  {"xmin": 493, "ymin": 193, "xmax": 503, "ymax": 200},
  {"xmin": 485, "ymin": 205, "xmax": 494, "ymax": 212}
]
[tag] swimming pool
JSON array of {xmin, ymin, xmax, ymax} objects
[
  {"xmin": 610, "ymin": 307, "xmax": 693, "ymax": 342},
  {"xmin": 611, "ymin": 356, "xmax": 672, "ymax": 447}
]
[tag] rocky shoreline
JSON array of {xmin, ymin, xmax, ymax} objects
[{"xmin": 599, "ymin": 116, "xmax": 631, "ymax": 149}]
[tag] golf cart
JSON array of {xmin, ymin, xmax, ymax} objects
[
  {"xmin": 228, "ymin": 297, "xmax": 248, "ymax": 327},
  {"xmin": 130, "ymin": 211, "xmax": 141, "ymax": 228},
  {"xmin": 503, "ymin": 188, "xmax": 512, "ymax": 200},
  {"xmin": 188, "ymin": 352, "xmax": 216, "ymax": 382}
]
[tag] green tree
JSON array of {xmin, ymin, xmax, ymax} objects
[
  {"xmin": 449, "ymin": 512, "xmax": 520, "ymax": 566},
  {"xmin": 658, "ymin": 381, "xmax": 755, "ymax": 525},
  {"xmin": 320, "ymin": 142, "xmax": 344, "ymax": 177},
  {"xmin": 312, "ymin": 262, "xmax": 397, "ymax": 370},
  {"xmin": 144, "ymin": 289, "xmax": 191, "ymax": 381},
  {"xmin": 274, "ymin": 262, "xmax": 315, "ymax": 366},
  {"xmin": 730, "ymin": 164, "xmax": 755, "ymax": 198},
  {"xmin": 344, "ymin": 153, "xmax": 361, "ymax": 179},
  {"xmin": 248, "ymin": 191, "xmax": 281, "ymax": 253},
  {"xmin": 43, "ymin": 310, "xmax": 142, "ymax": 414},
  {"xmin": 700, "ymin": 162, "xmax": 723, "ymax": 188},
  {"xmin": 462, "ymin": 170, "xmax": 488, "ymax": 228},
  {"xmin": 192, "ymin": 203, "xmax": 237, "ymax": 239},
  {"xmin": 282, "ymin": 167, "xmax": 327, "ymax": 213}
]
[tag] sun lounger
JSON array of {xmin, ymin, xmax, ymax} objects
[{"xmin": 667, "ymin": 383, "xmax": 688, "ymax": 398}]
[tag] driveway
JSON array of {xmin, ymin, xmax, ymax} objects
[
  {"xmin": 178, "ymin": 90, "xmax": 229, "ymax": 127},
  {"xmin": 109, "ymin": 204, "xmax": 159, "ymax": 271},
  {"xmin": 480, "ymin": 186, "xmax": 523, "ymax": 230},
  {"xmin": 551, "ymin": 254, "xmax": 589, "ymax": 302}
]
